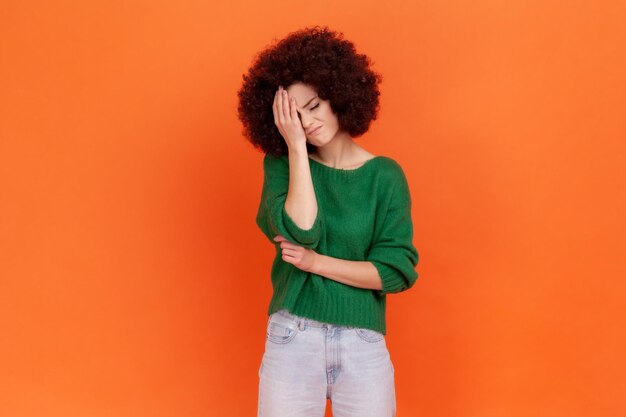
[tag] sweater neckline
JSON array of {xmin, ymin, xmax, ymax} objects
[{"xmin": 307, "ymin": 155, "xmax": 382, "ymax": 172}]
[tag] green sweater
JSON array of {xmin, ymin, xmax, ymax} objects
[{"xmin": 255, "ymin": 153, "xmax": 419, "ymax": 335}]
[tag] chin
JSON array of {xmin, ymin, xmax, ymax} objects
[{"xmin": 312, "ymin": 136, "xmax": 332, "ymax": 146}]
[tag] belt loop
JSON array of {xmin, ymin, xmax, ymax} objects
[{"xmin": 298, "ymin": 319, "xmax": 305, "ymax": 331}]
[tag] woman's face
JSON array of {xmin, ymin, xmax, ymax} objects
[{"xmin": 286, "ymin": 82, "xmax": 341, "ymax": 148}]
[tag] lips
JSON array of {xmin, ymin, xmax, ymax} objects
[{"xmin": 307, "ymin": 126, "xmax": 322, "ymax": 135}]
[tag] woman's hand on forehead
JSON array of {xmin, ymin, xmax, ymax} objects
[{"xmin": 272, "ymin": 85, "xmax": 307, "ymax": 148}]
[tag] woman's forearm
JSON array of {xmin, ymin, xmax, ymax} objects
[
  {"xmin": 284, "ymin": 144, "xmax": 318, "ymax": 230},
  {"xmin": 311, "ymin": 254, "xmax": 383, "ymax": 290}
]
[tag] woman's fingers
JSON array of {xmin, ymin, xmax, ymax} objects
[
  {"xmin": 281, "ymin": 88, "xmax": 291, "ymax": 122},
  {"xmin": 290, "ymin": 95, "xmax": 299, "ymax": 121},
  {"xmin": 280, "ymin": 242, "xmax": 296, "ymax": 249},
  {"xmin": 272, "ymin": 86, "xmax": 306, "ymax": 147},
  {"xmin": 281, "ymin": 248, "xmax": 300, "ymax": 261},
  {"xmin": 273, "ymin": 86, "xmax": 292, "ymax": 128}
]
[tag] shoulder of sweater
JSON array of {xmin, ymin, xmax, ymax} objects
[
  {"xmin": 263, "ymin": 153, "xmax": 289, "ymax": 171},
  {"xmin": 377, "ymin": 157, "xmax": 413, "ymax": 205},
  {"xmin": 377, "ymin": 156, "xmax": 407, "ymax": 181},
  {"xmin": 263, "ymin": 153, "xmax": 286, "ymax": 164}
]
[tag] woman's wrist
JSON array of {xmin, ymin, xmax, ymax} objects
[
  {"xmin": 309, "ymin": 252, "xmax": 324, "ymax": 274},
  {"xmin": 288, "ymin": 142, "xmax": 308, "ymax": 157}
]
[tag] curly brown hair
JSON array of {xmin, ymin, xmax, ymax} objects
[{"xmin": 237, "ymin": 25, "xmax": 383, "ymax": 157}]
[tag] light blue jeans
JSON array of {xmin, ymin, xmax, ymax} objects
[{"xmin": 257, "ymin": 308, "xmax": 396, "ymax": 417}]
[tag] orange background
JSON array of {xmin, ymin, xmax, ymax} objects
[{"xmin": 1, "ymin": 1, "xmax": 625, "ymax": 416}]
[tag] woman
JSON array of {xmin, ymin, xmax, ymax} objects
[{"xmin": 237, "ymin": 25, "xmax": 419, "ymax": 417}]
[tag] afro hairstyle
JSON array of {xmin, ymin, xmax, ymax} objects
[{"xmin": 237, "ymin": 25, "xmax": 383, "ymax": 157}]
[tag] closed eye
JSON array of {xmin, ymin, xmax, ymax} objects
[{"xmin": 296, "ymin": 103, "xmax": 319, "ymax": 119}]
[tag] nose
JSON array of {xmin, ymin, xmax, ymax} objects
[{"xmin": 299, "ymin": 112, "xmax": 314, "ymax": 128}]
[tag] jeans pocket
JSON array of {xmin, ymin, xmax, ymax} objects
[
  {"xmin": 266, "ymin": 315, "xmax": 298, "ymax": 344},
  {"xmin": 355, "ymin": 327, "xmax": 385, "ymax": 343}
]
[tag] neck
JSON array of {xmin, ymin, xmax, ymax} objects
[{"xmin": 311, "ymin": 131, "xmax": 359, "ymax": 167}]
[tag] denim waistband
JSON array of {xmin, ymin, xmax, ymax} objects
[{"xmin": 274, "ymin": 308, "xmax": 358, "ymax": 330}]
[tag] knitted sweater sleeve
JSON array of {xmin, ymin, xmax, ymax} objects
[
  {"xmin": 255, "ymin": 154, "xmax": 323, "ymax": 249},
  {"xmin": 366, "ymin": 166, "xmax": 419, "ymax": 296}
]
